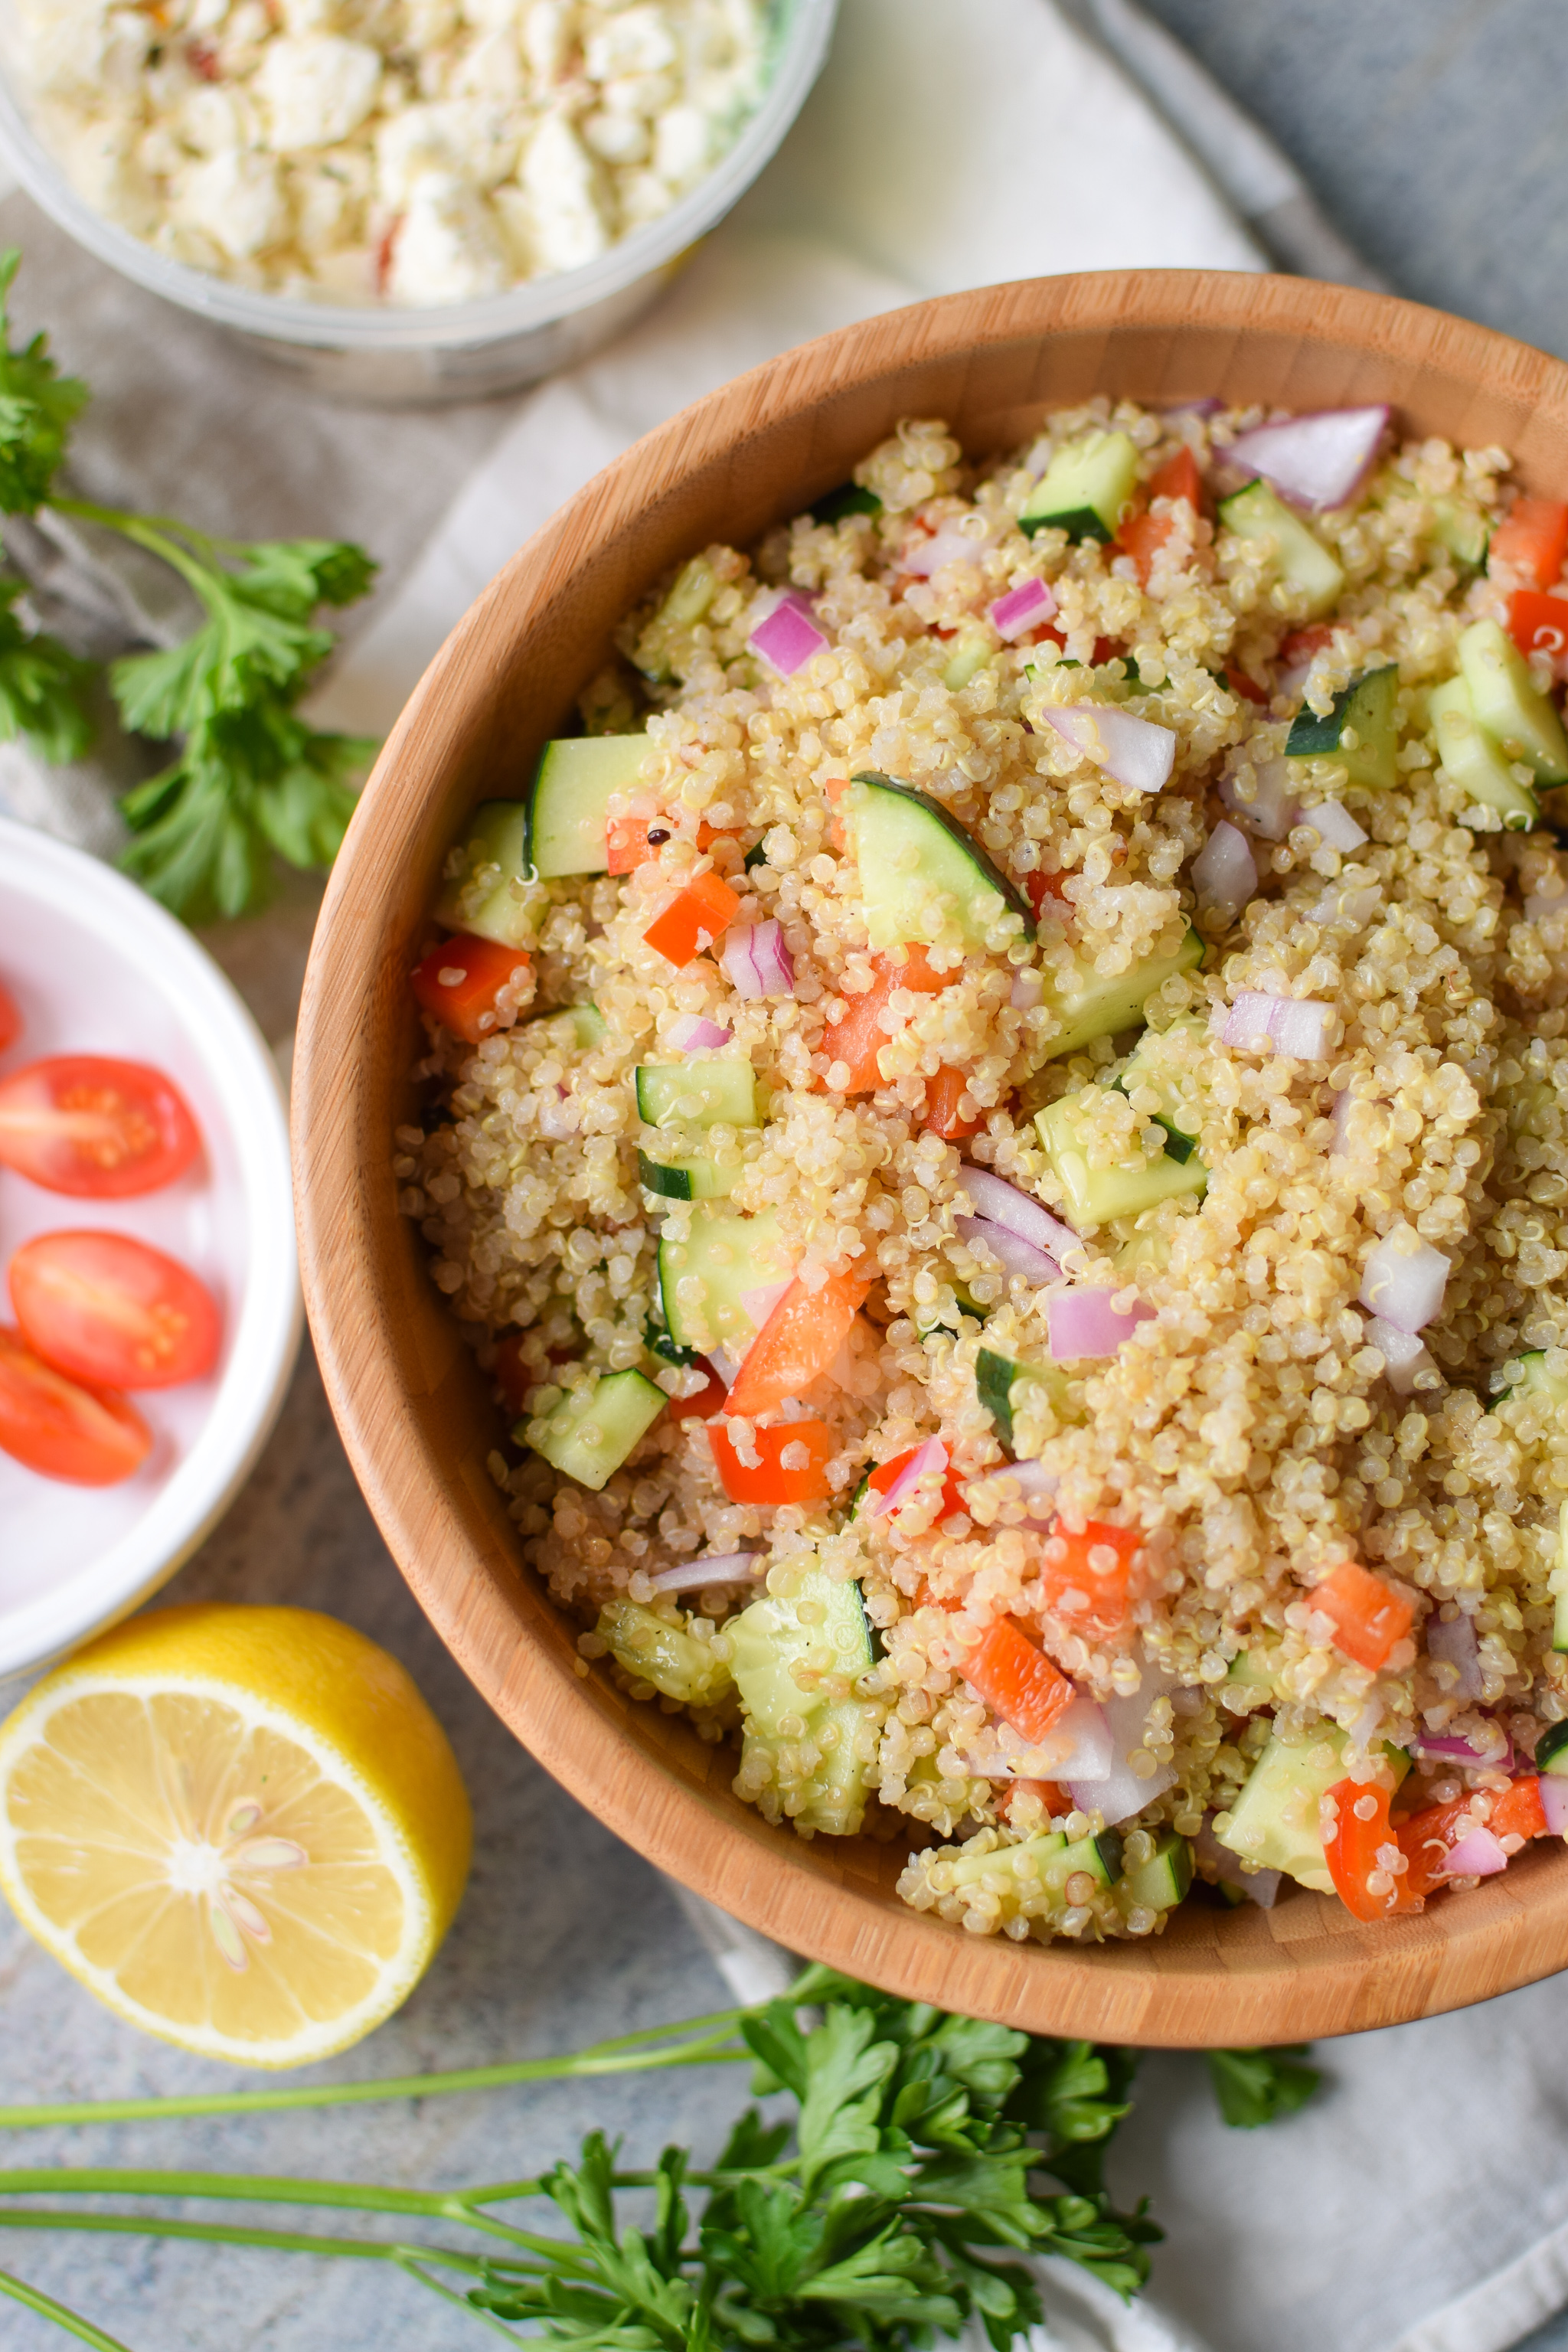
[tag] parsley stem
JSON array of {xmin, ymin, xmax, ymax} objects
[
  {"xmin": 47, "ymin": 498, "xmax": 236, "ymax": 610},
  {"xmin": 0, "ymin": 2207, "xmax": 490, "ymax": 2272},
  {"xmin": 0, "ymin": 2269, "xmax": 135, "ymax": 2351},
  {"xmin": 0, "ymin": 2015, "xmax": 747, "ymax": 2132},
  {"xmin": 0, "ymin": 2170, "xmax": 543, "ymax": 2244}
]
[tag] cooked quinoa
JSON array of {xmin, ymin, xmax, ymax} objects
[{"xmin": 402, "ymin": 396, "xmax": 1568, "ymax": 1945}]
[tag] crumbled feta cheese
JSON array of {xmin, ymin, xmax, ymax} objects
[
  {"xmin": 522, "ymin": 112, "xmax": 610, "ymax": 273},
  {"xmin": 377, "ymin": 100, "xmax": 519, "ymax": 204},
  {"xmin": 584, "ymin": 5, "xmax": 678, "ymax": 80},
  {"xmin": 582, "ymin": 108, "xmax": 651, "ymax": 166},
  {"xmin": 179, "ymin": 147, "xmax": 289, "ymax": 257},
  {"xmin": 389, "ymin": 168, "xmax": 511, "ymax": 303},
  {"xmin": 257, "ymin": 36, "xmax": 383, "ymax": 152}
]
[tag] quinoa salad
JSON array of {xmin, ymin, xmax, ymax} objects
[
  {"xmin": 18, "ymin": 0, "xmax": 769, "ymax": 305},
  {"xmin": 400, "ymin": 394, "xmax": 1568, "ymax": 1945}
]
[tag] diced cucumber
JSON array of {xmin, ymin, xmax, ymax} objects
[
  {"xmin": 949, "ymin": 1831, "xmax": 1066, "ymax": 1891},
  {"xmin": 1040, "ymin": 929, "xmax": 1204, "ymax": 1060},
  {"xmin": 810, "ymin": 482, "xmax": 883, "ymax": 525},
  {"xmin": 1537, "ymin": 1720, "xmax": 1568, "ymax": 1775},
  {"xmin": 1120, "ymin": 1828, "xmax": 1193, "ymax": 1913},
  {"xmin": 844, "ymin": 773, "xmax": 1033, "ymax": 953},
  {"xmin": 1285, "ymin": 665, "xmax": 1400, "ymax": 790},
  {"xmin": 975, "ymin": 1347, "xmax": 1065, "ymax": 1455},
  {"xmin": 1217, "ymin": 479, "xmax": 1344, "ymax": 619},
  {"xmin": 1431, "ymin": 497, "xmax": 1488, "ymax": 570},
  {"xmin": 1215, "ymin": 1725, "xmax": 1348, "ymax": 1893},
  {"xmin": 730, "ymin": 1567, "xmax": 878, "ymax": 1836},
  {"xmin": 1036, "ymin": 1091, "xmax": 1207, "ymax": 1225},
  {"xmin": 634, "ymin": 557, "xmax": 719, "ymax": 682},
  {"xmin": 1429, "ymin": 675, "xmax": 1539, "ymax": 829},
  {"xmin": 1020, "ymin": 429, "xmax": 1140, "ymax": 544},
  {"xmin": 657, "ymin": 1207, "xmax": 789, "ymax": 1354},
  {"xmin": 917, "ymin": 1282, "xmax": 988, "ymax": 1338},
  {"xmin": 596, "ymin": 1599, "xmax": 732, "ymax": 1707},
  {"xmin": 1504, "ymin": 1351, "xmax": 1568, "ymax": 1410},
  {"xmin": 1555, "ymin": 1498, "xmax": 1568, "ymax": 1655},
  {"xmin": 529, "ymin": 734, "xmax": 651, "ymax": 880},
  {"xmin": 526, "ymin": 1368, "xmax": 665, "ymax": 1491},
  {"xmin": 943, "ymin": 632, "xmax": 992, "ymax": 691},
  {"xmin": 1111, "ymin": 1016, "xmax": 1208, "ymax": 1158},
  {"xmin": 1458, "ymin": 616, "xmax": 1568, "ymax": 786},
  {"xmin": 527, "ymin": 1004, "xmax": 606, "ymax": 1052},
  {"xmin": 436, "ymin": 801, "xmax": 533, "ymax": 947},
  {"xmin": 637, "ymin": 1152, "xmax": 739, "ymax": 1200},
  {"xmin": 1223, "ymin": 1650, "xmax": 1277, "ymax": 1702},
  {"xmin": 1054, "ymin": 1829, "xmax": 1125, "ymax": 1886},
  {"xmin": 635, "ymin": 1061, "xmax": 759, "ymax": 1129}
]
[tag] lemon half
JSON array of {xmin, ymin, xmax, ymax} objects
[{"xmin": 0, "ymin": 1606, "xmax": 472, "ymax": 2067}]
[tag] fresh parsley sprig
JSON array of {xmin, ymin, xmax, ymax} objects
[
  {"xmin": 0, "ymin": 248, "xmax": 378, "ymax": 920},
  {"xmin": 0, "ymin": 1968, "xmax": 1318, "ymax": 2350}
]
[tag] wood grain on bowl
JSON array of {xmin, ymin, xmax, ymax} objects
[{"xmin": 294, "ymin": 270, "xmax": 1568, "ymax": 2046}]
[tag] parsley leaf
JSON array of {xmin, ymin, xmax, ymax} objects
[
  {"xmin": 0, "ymin": 578, "xmax": 93, "ymax": 763},
  {"xmin": 0, "ymin": 248, "xmax": 88, "ymax": 516},
  {"xmin": 1205, "ymin": 2045, "xmax": 1321, "ymax": 2128}
]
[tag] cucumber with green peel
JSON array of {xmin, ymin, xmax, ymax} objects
[
  {"xmin": 634, "ymin": 557, "xmax": 720, "ymax": 682},
  {"xmin": 1429, "ymin": 675, "xmax": 1540, "ymax": 829},
  {"xmin": 1459, "ymin": 616, "xmax": 1568, "ymax": 785},
  {"xmin": 1556, "ymin": 1497, "xmax": 1568, "ymax": 1655},
  {"xmin": 1119, "ymin": 1829, "xmax": 1193, "ymax": 1913},
  {"xmin": 528, "ymin": 733, "xmax": 651, "ymax": 877},
  {"xmin": 1537, "ymin": 1719, "xmax": 1568, "ymax": 1774},
  {"xmin": 1217, "ymin": 479, "xmax": 1345, "ymax": 619},
  {"xmin": 1055, "ymin": 1828, "xmax": 1125, "ymax": 1886},
  {"xmin": 1040, "ymin": 928, "xmax": 1204, "ymax": 1059},
  {"xmin": 1214, "ymin": 1725, "xmax": 1349, "ymax": 1893},
  {"xmin": 1020, "ymin": 429, "xmax": 1140, "ymax": 544},
  {"xmin": 1432, "ymin": 497, "xmax": 1489, "ymax": 570},
  {"xmin": 1223, "ymin": 1650, "xmax": 1276, "ymax": 1702},
  {"xmin": 637, "ymin": 1151, "xmax": 739, "ymax": 1200},
  {"xmin": 1502, "ymin": 1351, "xmax": 1568, "ymax": 1409},
  {"xmin": 436, "ymin": 800, "xmax": 533, "ymax": 946},
  {"xmin": 525, "ymin": 1367, "xmax": 666, "ymax": 1491},
  {"xmin": 942, "ymin": 632, "xmax": 992, "ymax": 692},
  {"xmin": 917, "ymin": 1284, "xmax": 988, "ymax": 1338},
  {"xmin": 730, "ymin": 1568, "xmax": 879, "ymax": 1836},
  {"xmin": 1035, "ymin": 1091, "xmax": 1207, "ymax": 1225},
  {"xmin": 1285, "ymin": 665, "xmax": 1400, "ymax": 790},
  {"xmin": 1109, "ymin": 1016, "xmax": 1208, "ymax": 1160},
  {"xmin": 526, "ymin": 1003, "xmax": 606, "ymax": 1052},
  {"xmin": 596, "ymin": 1599, "xmax": 732, "ymax": 1707},
  {"xmin": 657, "ymin": 1207, "xmax": 789, "ymax": 1355},
  {"xmin": 810, "ymin": 482, "xmax": 883, "ymax": 526},
  {"xmin": 844, "ymin": 773, "xmax": 1034, "ymax": 953},
  {"xmin": 975, "ymin": 1346, "xmax": 1065, "ymax": 1455},
  {"xmin": 635, "ymin": 1061, "xmax": 759, "ymax": 1129}
]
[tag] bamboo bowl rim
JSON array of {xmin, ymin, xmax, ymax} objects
[{"xmin": 296, "ymin": 269, "xmax": 1568, "ymax": 2046}]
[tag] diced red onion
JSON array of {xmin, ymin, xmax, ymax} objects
[
  {"xmin": 707, "ymin": 1344, "xmax": 741, "ymax": 1388},
  {"xmin": 955, "ymin": 1215, "xmax": 1060, "ymax": 1285},
  {"xmin": 1441, "ymin": 1824, "xmax": 1510, "ymax": 1880},
  {"xmin": 720, "ymin": 918, "xmax": 795, "ymax": 1000},
  {"xmin": 1047, "ymin": 1286, "xmax": 1155, "ymax": 1360},
  {"xmin": 1044, "ymin": 705, "xmax": 1176, "ymax": 795},
  {"xmin": 956, "ymin": 1168, "xmax": 1080, "ymax": 1261},
  {"xmin": 1191, "ymin": 819, "xmax": 1257, "ymax": 920},
  {"xmin": 667, "ymin": 1012, "xmax": 733, "ymax": 1052},
  {"xmin": 977, "ymin": 1458, "xmax": 1059, "ymax": 1530},
  {"xmin": 1220, "ymin": 991, "xmax": 1334, "ymax": 1060},
  {"xmin": 1301, "ymin": 797, "xmax": 1367, "ymax": 852},
  {"xmin": 1365, "ymin": 1315, "xmax": 1434, "ymax": 1397},
  {"xmin": 1310, "ymin": 880, "xmax": 1383, "ymax": 930},
  {"xmin": 1359, "ymin": 1230, "xmax": 1450, "ymax": 1334},
  {"xmin": 866, "ymin": 1435, "xmax": 949, "ymax": 1520},
  {"xmin": 1540, "ymin": 1777, "xmax": 1568, "ymax": 1836},
  {"xmin": 740, "ymin": 1279, "xmax": 792, "ymax": 1329},
  {"xmin": 1011, "ymin": 967, "xmax": 1044, "ymax": 1008},
  {"xmin": 1044, "ymin": 1693, "xmax": 1113, "ymax": 1783},
  {"xmin": 1195, "ymin": 1818, "xmax": 1281, "ymax": 1908},
  {"xmin": 991, "ymin": 577, "xmax": 1057, "ymax": 639},
  {"xmin": 1413, "ymin": 1728, "xmax": 1514, "ymax": 1772},
  {"xmin": 1426, "ymin": 1611, "xmax": 1483, "ymax": 1702},
  {"xmin": 1072, "ymin": 1688, "xmax": 1178, "ymax": 1824},
  {"xmin": 648, "ymin": 1552, "xmax": 762, "ymax": 1593},
  {"xmin": 750, "ymin": 591, "xmax": 828, "ymax": 677},
  {"xmin": 904, "ymin": 525, "xmax": 988, "ymax": 577},
  {"xmin": 1227, "ymin": 406, "xmax": 1390, "ymax": 511},
  {"xmin": 1219, "ymin": 750, "xmax": 1299, "ymax": 841}
]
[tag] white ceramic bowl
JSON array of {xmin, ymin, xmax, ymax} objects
[
  {"xmin": 0, "ymin": 0, "xmax": 838, "ymax": 405},
  {"xmin": 0, "ymin": 819, "xmax": 299, "ymax": 1679}
]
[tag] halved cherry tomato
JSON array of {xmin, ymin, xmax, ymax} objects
[
  {"xmin": 410, "ymin": 932, "xmax": 531, "ymax": 1047},
  {"xmin": 10, "ymin": 1231, "xmax": 220, "ymax": 1390},
  {"xmin": 1323, "ymin": 1777, "xmax": 1421, "ymax": 1921},
  {"xmin": 725, "ymin": 1268, "xmax": 870, "ymax": 1419},
  {"xmin": 1037, "ymin": 1519, "xmax": 1142, "ymax": 1634},
  {"xmin": 0, "ymin": 1056, "xmax": 201, "ymax": 1197},
  {"xmin": 642, "ymin": 869, "xmax": 741, "ymax": 966},
  {"xmin": 0, "ymin": 982, "xmax": 18, "ymax": 1056},
  {"xmin": 821, "ymin": 945, "xmax": 950, "ymax": 1094},
  {"xmin": 0, "ymin": 1326, "xmax": 151, "ymax": 1485},
  {"xmin": 1491, "ymin": 495, "xmax": 1568, "ymax": 590},
  {"xmin": 1311, "ymin": 1558, "xmax": 1414, "ymax": 1671},
  {"xmin": 923, "ymin": 1065, "xmax": 982, "ymax": 1140},
  {"xmin": 708, "ymin": 1416, "xmax": 834, "ymax": 1504},
  {"xmin": 962, "ymin": 1618, "xmax": 1074, "ymax": 1744}
]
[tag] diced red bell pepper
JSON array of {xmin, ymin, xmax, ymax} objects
[
  {"xmin": 1396, "ymin": 1795, "xmax": 1481, "ymax": 1900},
  {"xmin": 1116, "ymin": 449, "xmax": 1204, "ymax": 584},
  {"xmin": 0, "ymin": 982, "xmax": 18, "ymax": 1056},
  {"xmin": 1491, "ymin": 495, "xmax": 1568, "ymax": 590},
  {"xmin": 410, "ymin": 932, "xmax": 531, "ymax": 1045},
  {"xmin": 1279, "ymin": 622, "xmax": 1334, "ymax": 668},
  {"xmin": 608, "ymin": 816, "xmax": 727, "ymax": 875},
  {"xmin": 1312, "ymin": 1559, "xmax": 1415, "ymax": 1671},
  {"xmin": 1324, "ymin": 1778, "xmax": 1422, "ymax": 1921},
  {"xmin": 869, "ymin": 1445, "xmax": 966, "ymax": 1524},
  {"xmin": 1491, "ymin": 1774, "xmax": 1548, "ymax": 1845},
  {"xmin": 665, "ymin": 1358, "xmax": 727, "ymax": 1423},
  {"xmin": 1037, "ymin": 1519, "xmax": 1142, "ymax": 1634},
  {"xmin": 1226, "ymin": 666, "xmax": 1270, "ymax": 707},
  {"xmin": 1024, "ymin": 870, "xmax": 1069, "ymax": 918},
  {"xmin": 820, "ymin": 944, "xmax": 949, "ymax": 1094},
  {"xmin": 962, "ymin": 1618, "xmax": 1074, "ymax": 1744},
  {"xmin": 1033, "ymin": 627, "xmax": 1126, "ymax": 665},
  {"xmin": 724, "ymin": 1267, "xmax": 870, "ymax": 1419},
  {"xmin": 998, "ymin": 1778, "xmax": 1070, "ymax": 1824},
  {"xmin": 923, "ymin": 1065, "xmax": 982, "ymax": 1139},
  {"xmin": 708, "ymin": 1416, "xmax": 834, "ymax": 1504},
  {"xmin": 1507, "ymin": 589, "xmax": 1568, "ymax": 678},
  {"xmin": 642, "ymin": 869, "xmax": 740, "ymax": 965},
  {"xmin": 1148, "ymin": 445, "xmax": 1204, "ymax": 511}
]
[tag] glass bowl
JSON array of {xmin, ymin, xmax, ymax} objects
[{"xmin": 0, "ymin": 0, "xmax": 838, "ymax": 405}]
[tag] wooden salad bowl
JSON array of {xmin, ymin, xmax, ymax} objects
[{"xmin": 295, "ymin": 270, "xmax": 1568, "ymax": 2047}]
